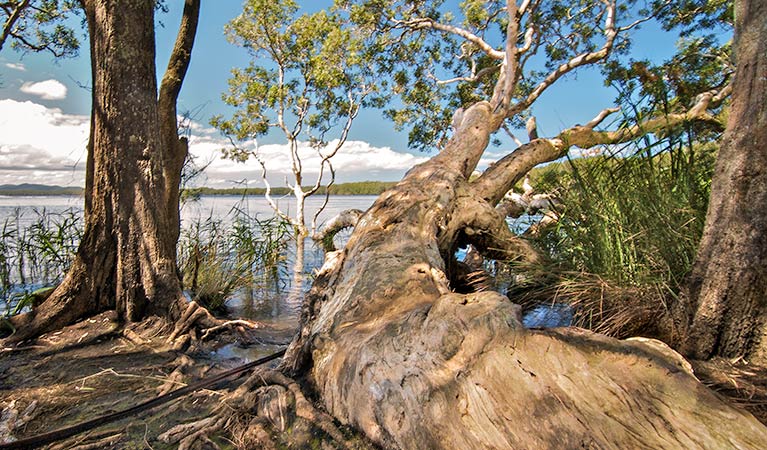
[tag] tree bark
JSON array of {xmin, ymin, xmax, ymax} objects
[
  {"xmin": 673, "ymin": 0, "xmax": 767, "ymax": 363},
  {"xmin": 280, "ymin": 100, "xmax": 767, "ymax": 448},
  {"xmin": 5, "ymin": 0, "xmax": 201, "ymax": 342}
]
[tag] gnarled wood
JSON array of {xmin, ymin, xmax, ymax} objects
[{"xmin": 280, "ymin": 79, "xmax": 766, "ymax": 450}]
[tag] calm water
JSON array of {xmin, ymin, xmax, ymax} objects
[
  {"xmin": 0, "ymin": 195, "xmax": 377, "ymax": 321},
  {"xmin": 0, "ymin": 194, "xmax": 569, "ymax": 329},
  {"xmin": 0, "ymin": 194, "xmax": 378, "ymax": 228}
]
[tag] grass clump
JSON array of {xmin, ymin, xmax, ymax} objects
[
  {"xmin": 0, "ymin": 208, "xmax": 81, "ymax": 315},
  {"xmin": 516, "ymin": 142, "xmax": 716, "ymax": 336},
  {"xmin": 178, "ymin": 209, "xmax": 291, "ymax": 314}
]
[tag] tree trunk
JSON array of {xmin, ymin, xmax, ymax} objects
[
  {"xmin": 673, "ymin": 0, "xmax": 767, "ymax": 363},
  {"xmin": 281, "ymin": 102, "xmax": 767, "ymax": 448},
  {"xmin": 5, "ymin": 0, "xmax": 201, "ymax": 342}
]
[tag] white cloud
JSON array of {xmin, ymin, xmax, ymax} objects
[
  {"xmin": 20, "ymin": 79, "xmax": 67, "ymax": 100},
  {"xmin": 186, "ymin": 136, "xmax": 430, "ymax": 188},
  {"xmin": 0, "ymin": 99, "xmax": 88, "ymax": 185},
  {"xmin": 4, "ymin": 62, "xmax": 26, "ymax": 71},
  {"xmin": 0, "ymin": 100, "xmax": 430, "ymax": 188}
]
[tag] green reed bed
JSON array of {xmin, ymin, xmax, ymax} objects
[
  {"xmin": 177, "ymin": 209, "xmax": 291, "ymax": 313},
  {"xmin": 517, "ymin": 142, "xmax": 716, "ymax": 336},
  {"xmin": 0, "ymin": 208, "xmax": 82, "ymax": 315},
  {"xmin": 0, "ymin": 206, "xmax": 291, "ymax": 317}
]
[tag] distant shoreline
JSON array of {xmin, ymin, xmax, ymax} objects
[{"xmin": 0, "ymin": 181, "xmax": 397, "ymax": 197}]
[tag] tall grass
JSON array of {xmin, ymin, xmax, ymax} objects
[
  {"xmin": 0, "ymin": 208, "xmax": 82, "ymax": 314},
  {"xmin": 517, "ymin": 141, "xmax": 716, "ymax": 335},
  {"xmin": 0, "ymin": 205, "xmax": 291, "ymax": 317},
  {"xmin": 177, "ymin": 208, "xmax": 291, "ymax": 313}
]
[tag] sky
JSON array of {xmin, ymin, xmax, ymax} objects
[{"xmin": 0, "ymin": 1, "xmax": 687, "ymax": 189}]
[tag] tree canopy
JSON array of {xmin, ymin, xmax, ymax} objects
[
  {"xmin": 0, "ymin": 0, "xmax": 80, "ymax": 56},
  {"xmin": 212, "ymin": 0, "xmax": 388, "ymax": 235}
]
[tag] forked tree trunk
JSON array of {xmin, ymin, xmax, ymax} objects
[
  {"xmin": 6, "ymin": 0, "xmax": 200, "ymax": 342},
  {"xmin": 674, "ymin": 0, "xmax": 767, "ymax": 364},
  {"xmin": 281, "ymin": 103, "xmax": 767, "ymax": 448}
]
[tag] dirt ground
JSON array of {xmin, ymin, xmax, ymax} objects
[{"xmin": 0, "ymin": 312, "xmax": 294, "ymax": 449}]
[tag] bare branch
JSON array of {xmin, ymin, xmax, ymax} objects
[
  {"xmin": 395, "ymin": 17, "xmax": 505, "ymax": 60},
  {"xmin": 584, "ymin": 107, "xmax": 620, "ymax": 128},
  {"xmin": 253, "ymin": 150, "xmax": 295, "ymax": 227},
  {"xmin": 473, "ymin": 83, "xmax": 731, "ymax": 205},
  {"xmin": 490, "ymin": 0, "xmax": 521, "ymax": 112},
  {"xmin": 501, "ymin": 123, "xmax": 524, "ymax": 147},
  {"xmin": 508, "ymin": 0, "xmax": 619, "ymax": 116},
  {"xmin": 436, "ymin": 65, "xmax": 500, "ymax": 85}
]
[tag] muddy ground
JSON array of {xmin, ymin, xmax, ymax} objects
[{"xmin": 0, "ymin": 312, "xmax": 295, "ymax": 449}]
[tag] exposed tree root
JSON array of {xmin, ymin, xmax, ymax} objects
[
  {"xmin": 200, "ymin": 319, "xmax": 262, "ymax": 341},
  {"xmin": 0, "ymin": 400, "xmax": 39, "ymax": 444},
  {"xmin": 157, "ymin": 366, "xmax": 373, "ymax": 450},
  {"xmin": 166, "ymin": 301, "xmax": 264, "ymax": 351}
]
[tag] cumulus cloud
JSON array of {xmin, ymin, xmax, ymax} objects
[
  {"xmin": 4, "ymin": 62, "xmax": 26, "ymax": 71},
  {"xmin": 0, "ymin": 100, "xmax": 429, "ymax": 188},
  {"xmin": 0, "ymin": 99, "xmax": 88, "ymax": 185},
  {"xmin": 186, "ymin": 136, "xmax": 430, "ymax": 188},
  {"xmin": 20, "ymin": 79, "xmax": 67, "ymax": 100}
]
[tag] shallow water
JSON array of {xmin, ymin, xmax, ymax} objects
[{"xmin": 0, "ymin": 194, "xmax": 569, "ymax": 329}]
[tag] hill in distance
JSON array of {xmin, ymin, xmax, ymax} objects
[
  {"xmin": 0, "ymin": 184, "xmax": 84, "ymax": 196},
  {"xmin": 0, "ymin": 181, "xmax": 397, "ymax": 196}
]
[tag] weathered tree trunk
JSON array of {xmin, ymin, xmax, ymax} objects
[
  {"xmin": 281, "ymin": 102, "xmax": 767, "ymax": 448},
  {"xmin": 5, "ymin": 0, "xmax": 201, "ymax": 342},
  {"xmin": 672, "ymin": 0, "xmax": 767, "ymax": 364}
]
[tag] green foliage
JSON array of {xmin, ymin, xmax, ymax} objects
[
  {"xmin": 211, "ymin": 0, "xmax": 380, "ymax": 153},
  {"xmin": 534, "ymin": 142, "xmax": 716, "ymax": 289},
  {"xmin": 330, "ymin": 0, "xmax": 733, "ymax": 151},
  {"xmin": 603, "ymin": 2, "xmax": 733, "ymax": 144},
  {"xmin": 0, "ymin": 0, "xmax": 81, "ymax": 57}
]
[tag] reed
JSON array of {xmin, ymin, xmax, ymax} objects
[
  {"xmin": 177, "ymin": 208, "xmax": 291, "ymax": 313},
  {"xmin": 517, "ymin": 141, "xmax": 716, "ymax": 335},
  {"xmin": 0, "ymin": 205, "xmax": 291, "ymax": 317},
  {"xmin": 0, "ymin": 208, "xmax": 82, "ymax": 314}
]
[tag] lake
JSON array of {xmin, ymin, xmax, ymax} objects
[
  {"xmin": 0, "ymin": 195, "xmax": 377, "ymax": 321},
  {"xmin": 0, "ymin": 194, "xmax": 379, "ymax": 228},
  {"xmin": 0, "ymin": 194, "xmax": 569, "ymax": 328}
]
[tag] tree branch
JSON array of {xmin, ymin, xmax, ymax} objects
[
  {"xmin": 0, "ymin": 0, "xmax": 29, "ymax": 52},
  {"xmin": 395, "ymin": 17, "xmax": 505, "ymax": 60},
  {"xmin": 490, "ymin": 0, "xmax": 521, "ymax": 113},
  {"xmin": 508, "ymin": 0, "xmax": 619, "ymax": 116},
  {"xmin": 158, "ymin": 0, "xmax": 200, "ymax": 117},
  {"xmin": 473, "ymin": 83, "xmax": 731, "ymax": 205}
]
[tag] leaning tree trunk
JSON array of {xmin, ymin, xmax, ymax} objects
[
  {"xmin": 281, "ymin": 102, "xmax": 767, "ymax": 448},
  {"xmin": 6, "ymin": 0, "xmax": 201, "ymax": 342},
  {"xmin": 673, "ymin": 0, "xmax": 767, "ymax": 364}
]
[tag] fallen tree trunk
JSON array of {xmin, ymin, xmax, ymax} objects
[{"xmin": 278, "ymin": 102, "xmax": 767, "ymax": 448}]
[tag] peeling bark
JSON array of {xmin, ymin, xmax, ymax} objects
[{"xmin": 277, "ymin": 83, "xmax": 766, "ymax": 450}]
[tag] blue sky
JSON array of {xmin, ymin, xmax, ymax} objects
[{"xmin": 0, "ymin": 1, "xmax": 700, "ymax": 188}]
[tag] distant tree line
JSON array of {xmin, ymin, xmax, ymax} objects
[
  {"xmin": 0, "ymin": 181, "xmax": 397, "ymax": 197},
  {"xmin": 184, "ymin": 181, "xmax": 397, "ymax": 197}
]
